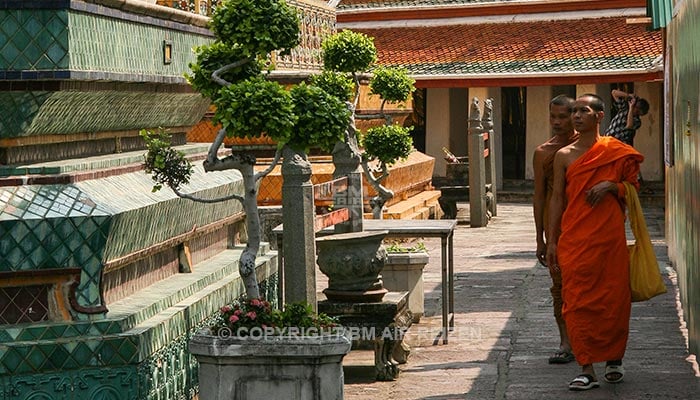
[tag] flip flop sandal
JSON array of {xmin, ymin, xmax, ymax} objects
[
  {"xmin": 604, "ymin": 364, "xmax": 625, "ymax": 383},
  {"xmin": 548, "ymin": 350, "xmax": 575, "ymax": 364},
  {"xmin": 569, "ymin": 374, "xmax": 600, "ymax": 391}
]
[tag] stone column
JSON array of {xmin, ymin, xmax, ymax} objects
[
  {"xmin": 281, "ymin": 145, "xmax": 317, "ymax": 309},
  {"xmin": 482, "ymin": 98, "xmax": 498, "ymax": 217},
  {"xmin": 468, "ymin": 97, "xmax": 488, "ymax": 227}
]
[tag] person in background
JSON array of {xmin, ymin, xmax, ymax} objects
[
  {"xmin": 532, "ymin": 94, "xmax": 578, "ymax": 365},
  {"xmin": 604, "ymin": 89, "xmax": 651, "ymax": 192},
  {"xmin": 604, "ymin": 89, "xmax": 649, "ymax": 147},
  {"xmin": 547, "ymin": 94, "xmax": 643, "ymax": 391}
]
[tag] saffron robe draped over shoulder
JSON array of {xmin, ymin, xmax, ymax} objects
[{"xmin": 557, "ymin": 136, "xmax": 642, "ymax": 365}]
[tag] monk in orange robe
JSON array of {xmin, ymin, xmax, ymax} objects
[{"xmin": 546, "ymin": 94, "xmax": 643, "ymax": 391}]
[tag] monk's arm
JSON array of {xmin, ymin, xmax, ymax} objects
[
  {"xmin": 532, "ymin": 148, "xmax": 547, "ymax": 264},
  {"xmin": 588, "ymin": 158, "xmax": 642, "ymax": 203},
  {"xmin": 546, "ymin": 151, "xmax": 566, "ymax": 270},
  {"xmin": 621, "ymin": 158, "xmax": 642, "ymax": 191}
]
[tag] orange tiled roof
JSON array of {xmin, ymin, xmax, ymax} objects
[
  {"xmin": 350, "ymin": 17, "xmax": 662, "ymax": 82},
  {"xmin": 340, "ymin": 0, "xmax": 517, "ymax": 11}
]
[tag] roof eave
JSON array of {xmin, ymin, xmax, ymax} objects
[{"xmin": 412, "ymin": 70, "xmax": 664, "ymax": 88}]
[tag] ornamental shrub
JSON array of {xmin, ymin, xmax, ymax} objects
[
  {"xmin": 362, "ymin": 124, "xmax": 414, "ymax": 165},
  {"xmin": 210, "ymin": 0, "xmax": 300, "ymax": 57},
  {"xmin": 321, "ymin": 29, "xmax": 377, "ymax": 73}
]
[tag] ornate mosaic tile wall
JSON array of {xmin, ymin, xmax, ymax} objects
[
  {"xmin": 0, "ymin": 5, "xmax": 212, "ymax": 82},
  {"xmin": 0, "ymin": 4, "xmax": 213, "ymax": 144},
  {"xmin": 0, "ymin": 90, "xmax": 209, "ymax": 139},
  {"xmin": 0, "ymin": 167, "xmax": 246, "ymax": 316},
  {"xmin": 0, "ymin": 261, "xmax": 278, "ymax": 399},
  {"xmin": 158, "ymin": 0, "xmax": 335, "ymax": 72},
  {"xmin": 274, "ymin": 0, "xmax": 336, "ymax": 72}
]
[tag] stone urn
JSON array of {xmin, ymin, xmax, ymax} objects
[
  {"xmin": 316, "ymin": 230, "xmax": 389, "ymax": 302},
  {"xmin": 189, "ymin": 329, "xmax": 352, "ymax": 400}
]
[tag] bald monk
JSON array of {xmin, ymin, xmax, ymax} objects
[
  {"xmin": 533, "ymin": 94, "xmax": 578, "ymax": 364},
  {"xmin": 546, "ymin": 93, "xmax": 643, "ymax": 391}
]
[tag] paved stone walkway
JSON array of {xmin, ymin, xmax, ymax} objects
[{"xmin": 339, "ymin": 203, "xmax": 700, "ymax": 399}]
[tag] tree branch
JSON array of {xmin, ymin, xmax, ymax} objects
[
  {"xmin": 171, "ymin": 186, "xmax": 245, "ymax": 204},
  {"xmin": 208, "ymin": 128, "xmax": 228, "ymax": 164},
  {"xmin": 255, "ymin": 147, "xmax": 282, "ymax": 182},
  {"xmin": 211, "ymin": 57, "xmax": 253, "ymax": 87},
  {"xmin": 361, "ymin": 158, "xmax": 393, "ymax": 199}
]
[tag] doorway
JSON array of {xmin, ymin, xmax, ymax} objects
[{"xmin": 501, "ymin": 87, "xmax": 527, "ymax": 179}]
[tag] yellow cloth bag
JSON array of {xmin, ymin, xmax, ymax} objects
[{"xmin": 624, "ymin": 181, "xmax": 667, "ymax": 302}]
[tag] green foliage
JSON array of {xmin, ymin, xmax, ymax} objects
[
  {"xmin": 210, "ymin": 0, "xmax": 300, "ymax": 57},
  {"xmin": 213, "ymin": 77, "xmax": 296, "ymax": 142},
  {"xmin": 185, "ymin": 42, "xmax": 263, "ymax": 100},
  {"xmin": 141, "ymin": 129, "xmax": 193, "ymax": 192},
  {"xmin": 321, "ymin": 29, "xmax": 377, "ymax": 73},
  {"xmin": 310, "ymin": 71, "xmax": 354, "ymax": 102},
  {"xmin": 212, "ymin": 299, "xmax": 338, "ymax": 336},
  {"xmin": 362, "ymin": 124, "xmax": 413, "ymax": 165},
  {"xmin": 370, "ymin": 66, "xmax": 415, "ymax": 103},
  {"xmin": 386, "ymin": 241, "xmax": 427, "ymax": 253},
  {"xmin": 278, "ymin": 302, "xmax": 337, "ymax": 329},
  {"xmin": 288, "ymin": 83, "xmax": 351, "ymax": 152}
]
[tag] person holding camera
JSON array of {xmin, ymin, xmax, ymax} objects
[{"xmin": 604, "ymin": 89, "xmax": 649, "ymax": 146}]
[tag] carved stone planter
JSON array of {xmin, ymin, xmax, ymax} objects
[
  {"xmin": 383, "ymin": 251, "xmax": 429, "ymax": 323},
  {"xmin": 189, "ymin": 329, "xmax": 352, "ymax": 400},
  {"xmin": 316, "ymin": 230, "xmax": 389, "ymax": 302},
  {"xmin": 445, "ymin": 157, "xmax": 469, "ymax": 184}
]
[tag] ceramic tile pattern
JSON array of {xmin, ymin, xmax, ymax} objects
[
  {"xmin": 0, "ymin": 248, "xmax": 278, "ymax": 399},
  {"xmin": 0, "ymin": 90, "xmax": 210, "ymax": 139},
  {"xmin": 0, "ymin": 0, "xmax": 307, "ymax": 398},
  {"xmin": 0, "ymin": 9, "xmax": 69, "ymax": 71},
  {"xmin": 0, "ymin": 8, "xmax": 211, "ymax": 79}
]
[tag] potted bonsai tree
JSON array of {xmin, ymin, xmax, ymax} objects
[
  {"xmin": 312, "ymin": 29, "xmax": 416, "ymax": 219},
  {"xmin": 141, "ymin": 0, "xmax": 352, "ymax": 398}
]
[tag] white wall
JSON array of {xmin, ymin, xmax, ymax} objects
[
  {"xmin": 633, "ymin": 82, "xmax": 663, "ymax": 181},
  {"xmin": 426, "ymin": 88, "xmax": 451, "ymax": 177},
  {"xmin": 525, "ymin": 86, "xmax": 551, "ymax": 180}
]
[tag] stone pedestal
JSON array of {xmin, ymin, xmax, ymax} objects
[
  {"xmin": 318, "ymin": 291, "xmax": 412, "ymax": 381},
  {"xmin": 189, "ymin": 331, "xmax": 352, "ymax": 400},
  {"xmin": 383, "ymin": 252, "xmax": 429, "ymax": 323}
]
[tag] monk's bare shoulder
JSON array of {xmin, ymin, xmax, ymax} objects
[{"xmin": 553, "ymin": 142, "xmax": 579, "ymax": 169}]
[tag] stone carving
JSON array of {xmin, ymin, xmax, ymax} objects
[{"xmin": 315, "ymin": 230, "xmax": 389, "ymax": 302}]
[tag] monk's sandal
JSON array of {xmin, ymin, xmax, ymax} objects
[{"xmin": 569, "ymin": 374, "xmax": 600, "ymax": 391}]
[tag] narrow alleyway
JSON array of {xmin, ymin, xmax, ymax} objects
[{"xmin": 340, "ymin": 203, "xmax": 700, "ymax": 399}]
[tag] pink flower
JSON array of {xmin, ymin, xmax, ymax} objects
[
  {"xmin": 246, "ymin": 311, "xmax": 257, "ymax": 320},
  {"xmin": 250, "ymin": 298, "xmax": 261, "ymax": 307},
  {"xmin": 229, "ymin": 315, "xmax": 239, "ymax": 323},
  {"xmin": 220, "ymin": 305, "xmax": 232, "ymax": 313},
  {"xmin": 234, "ymin": 309, "xmax": 242, "ymax": 316}
]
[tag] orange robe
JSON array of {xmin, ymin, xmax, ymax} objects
[{"xmin": 557, "ymin": 136, "xmax": 642, "ymax": 365}]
